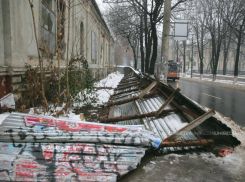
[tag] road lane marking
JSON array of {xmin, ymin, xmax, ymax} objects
[{"xmin": 202, "ymin": 93, "xmax": 221, "ymax": 100}]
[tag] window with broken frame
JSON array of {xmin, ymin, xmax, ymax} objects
[{"xmin": 41, "ymin": 0, "xmax": 56, "ymax": 54}]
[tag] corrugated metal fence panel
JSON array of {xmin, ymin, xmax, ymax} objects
[
  {"xmin": 115, "ymin": 86, "xmax": 138, "ymax": 95},
  {"xmin": 113, "ymin": 101, "xmax": 143, "ymax": 126},
  {"xmin": 0, "ymin": 113, "xmax": 156, "ymax": 146},
  {"xmin": 0, "ymin": 142, "xmax": 146, "ymax": 181},
  {"xmin": 0, "ymin": 113, "xmax": 157, "ymax": 181},
  {"xmin": 136, "ymin": 95, "xmax": 197, "ymax": 140}
]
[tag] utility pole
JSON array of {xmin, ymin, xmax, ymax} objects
[
  {"xmin": 183, "ymin": 40, "xmax": 186, "ymax": 76},
  {"xmin": 160, "ymin": 0, "xmax": 172, "ymax": 83},
  {"xmin": 191, "ymin": 36, "xmax": 193, "ymax": 78},
  {"xmin": 176, "ymin": 40, "xmax": 179, "ymax": 64}
]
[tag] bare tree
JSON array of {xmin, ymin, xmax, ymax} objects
[
  {"xmin": 183, "ymin": 0, "xmax": 245, "ymax": 81},
  {"xmin": 190, "ymin": 0, "xmax": 209, "ymax": 79},
  {"xmin": 205, "ymin": 0, "xmax": 230, "ymax": 81},
  {"xmin": 28, "ymin": 0, "xmax": 49, "ymax": 110},
  {"xmin": 105, "ymin": 0, "xmax": 187, "ymax": 74},
  {"xmin": 222, "ymin": 0, "xmax": 245, "ymax": 82},
  {"xmin": 106, "ymin": 3, "xmax": 140, "ymax": 69}
]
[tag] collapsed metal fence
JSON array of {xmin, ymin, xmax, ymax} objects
[{"xmin": 0, "ymin": 67, "xmax": 240, "ymax": 181}]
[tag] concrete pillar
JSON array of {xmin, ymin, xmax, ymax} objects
[{"xmin": 0, "ymin": 0, "xmax": 5, "ymax": 66}]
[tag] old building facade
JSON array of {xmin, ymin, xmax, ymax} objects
[{"xmin": 0, "ymin": 0, "xmax": 114, "ymax": 99}]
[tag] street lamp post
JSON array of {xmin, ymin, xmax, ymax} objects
[{"xmin": 191, "ymin": 36, "xmax": 193, "ymax": 78}]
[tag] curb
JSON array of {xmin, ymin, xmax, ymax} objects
[{"xmin": 180, "ymin": 77, "xmax": 245, "ymax": 92}]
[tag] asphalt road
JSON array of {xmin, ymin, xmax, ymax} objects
[{"xmin": 168, "ymin": 80, "xmax": 245, "ymax": 127}]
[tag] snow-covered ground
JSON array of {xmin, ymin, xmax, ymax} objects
[
  {"xmin": 96, "ymin": 89, "xmax": 114, "ymax": 104},
  {"xmin": 192, "ymin": 73, "xmax": 245, "ymax": 78},
  {"xmin": 182, "ymin": 73, "xmax": 245, "ymax": 86},
  {"xmin": 93, "ymin": 71, "xmax": 124, "ymax": 104},
  {"xmin": 0, "ymin": 71, "xmax": 125, "ymax": 122},
  {"xmin": 74, "ymin": 71, "xmax": 124, "ymax": 107},
  {"xmin": 95, "ymin": 71, "xmax": 124, "ymax": 88},
  {"xmin": 59, "ymin": 71, "xmax": 123, "ymax": 118}
]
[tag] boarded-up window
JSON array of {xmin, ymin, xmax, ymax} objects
[
  {"xmin": 91, "ymin": 31, "xmax": 97, "ymax": 63},
  {"xmin": 41, "ymin": 0, "xmax": 55, "ymax": 54}
]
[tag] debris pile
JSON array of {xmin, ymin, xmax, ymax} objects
[
  {"xmin": 0, "ymin": 67, "xmax": 241, "ymax": 181},
  {"xmin": 0, "ymin": 112, "xmax": 160, "ymax": 181},
  {"xmin": 100, "ymin": 67, "xmax": 240, "ymax": 151}
]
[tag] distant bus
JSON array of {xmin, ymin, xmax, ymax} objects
[
  {"xmin": 154, "ymin": 60, "xmax": 180, "ymax": 81},
  {"xmin": 167, "ymin": 60, "xmax": 180, "ymax": 81}
]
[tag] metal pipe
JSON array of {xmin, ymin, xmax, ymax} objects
[{"xmin": 161, "ymin": 139, "xmax": 214, "ymax": 147}]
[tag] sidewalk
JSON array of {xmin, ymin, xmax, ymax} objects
[
  {"xmin": 180, "ymin": 74, "xmax": 245, "ymax": 92},
  {"xmin": 192, "ymin": 73, "xmax": 245, "ymax": 81}
]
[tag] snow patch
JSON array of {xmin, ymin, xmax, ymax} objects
[
  {"xmin": 0, "ymin": 93, "xmax": 15, "ymax": 109},
  {"xmin": 212, "ymin": 110, "xmax": 245, "ymax": 145},
  {"xmin": 5, "ymin": 72, "xmax": 125, "ymax": 121},
  {"xmin": 67, "ymin": 112, "xmax": 81, "ymax": 120},
  {"xmin": 96, "ymin": 89, "xmax": 114, "ymax": 104},
  {"xmin": 0, "ymin": 113, "xmax": 10, "ymax": 125},
  {"xmin": 95, "ymin": 71, "xmax": 124, "ymax": 88},
  {"xmin": 181, "ymin": 74, "xmax": 245, "ymax": 86}
]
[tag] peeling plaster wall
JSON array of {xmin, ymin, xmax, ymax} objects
[
  {"xmin": 0, "ymin": 0, "xmax": 114, "ymax": 70},
  {"xmin": 0, "ymin": 0, "xmax": 115, "ymax": 99}
]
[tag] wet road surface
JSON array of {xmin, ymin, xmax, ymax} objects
[{"xmin": 168, "ymin": 80, "xmax": 245, "ymax": 127}]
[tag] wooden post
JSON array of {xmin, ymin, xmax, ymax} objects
[
  {"xmin": 108, "ymin": 89, "xmax": 158, "ymax": 107},
  {"xmin": 138, "ymin": 81, "xmax": 157, "ymax": 99},
  {"xmin": 28, "ymin": 0, "xmax": 48, "ymax": 110},
  {"xmin": 160, "ymin": 110, "xmax": 215, "ymax": 146},
  {"xmin": 155, "ymin": 88, "xmax": 180, "ymax": 117},
  {"xmin": 119, "ymin": 80, "xmax": 140, "ymax": 87},
  {"xmin": 112, "ymin": 88, "xmax": 139, "ymax": 97},
  {"xmin": 107, "ymin": 96, "xmax": 139, "ymax": 106},
  {"xmin": 161, "ymin": 139, "xmax": 214, "ymax": 147},
  {"xmin": 158, "ymin": 88, "xmax": 200, "ymax": 118},
  {"xmin": 114, "ymin": 83, "xmax": 140, "ymax": 91},
  {"xmin": 100, "ymin": 108, "xmax": 177, "ymax": 123},
  {"xmin": 66, "ymin": 0, "xmax": 71, "ymax": 105}
]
